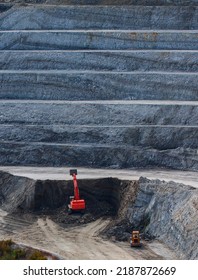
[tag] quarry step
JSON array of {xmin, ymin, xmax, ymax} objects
[
  {"xmin": 1, "ymin": 50, "xmax": 198, "ymax": 72},
  {"xmin": 0, "ymin": 166, "xmax": 197, "ymax": 187},
  {"xmin": 0, "ymin": 141, "xmax": 197, "ymax": 170},
  {"xmin": 2, "ymin": 1, "xmax": 197, "ymax": 6},
  {"xmin": 0, "ymin": 101, "xmax": 197, "ymax": 125},
  {"xmin": 0, "ymin": 124, "xmax": 198, "ymax": 150},
  {"xmin": 1, "ymin": 5, "xmax": 197, "ymax": 30},
  {"xmin": 0, "ymin": 71, "xmax": 197, "ymax": 101},
  {"xmin": 1, "ymin": 30, "xmax": 198, "ymax": 50},
  {"xmin": 1, "ymin": 100, "xmax": 198, "ymax": 104}
]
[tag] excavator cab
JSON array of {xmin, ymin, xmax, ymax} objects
[
  {"xmin": 68, "ymin": 169, "xmax": 86, "ymax": 213},
  {"xmin": 130, "ymin": 230, "xmax": 141, "ymax": 247}
]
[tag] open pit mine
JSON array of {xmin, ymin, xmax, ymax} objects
[{"xmin": 0, "ymin": 0, "xmax": 197, "ymax": 259}]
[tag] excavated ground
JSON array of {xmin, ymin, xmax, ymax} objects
[
  {"xmin": 0, "ymin": 170, "xmax": 137, "ymax": 228},
  {"xmin": 0, "ymin": 170, "xmax": 197, "ymax": 259}
]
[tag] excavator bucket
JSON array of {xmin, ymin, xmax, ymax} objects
[{"xmin": 70, "ymin": 169, "xmax": 77, "ymax": 175}]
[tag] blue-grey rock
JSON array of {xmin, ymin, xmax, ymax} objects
[
  {"xmin": 0, "ymin": 3, "xmax": 198, "ymax": 172},
  {"xmin": 0, "ymin": 5, "xmax": 198, "ymax": 30},
  {"xmin": 1, "ymin": 31, "xmax": 198, "ymax": 50},
  {"xmin": 1, "ymin": 51, "xmax": 198, "ymax": 72},
  {"xmin": 1, "ymin": 1, "xmax": 198, "ymax": 6},
  {"xmin": 0, "ymin": 142, "xmax": 198, "ymax": 170},
  {"xmin": 0, "ymin": 72, "xmax": 197, "ymax": 100},
  {"xmin": 1, "ymin": 124, "xmax": 198, "ymax": 149},
  {"xmin": 128, "ymin": 177, "xmax": 198, "ymax": 259},
  {"xmin": 0, "ymin": 101, "xmax": 197, "ymax": 125}
]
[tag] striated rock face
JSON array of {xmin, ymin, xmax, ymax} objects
[
  {"xmin": 1, "ymin": 0, "xmax": 198, "ymax": 6},
  {"xmin": 0, "ymin": 171, "xmax": 35, "ymax": 212},
  {"xmin": 0, "ymin": 102, "xmax": 198, "ymax": 125},
  {"xmin": 0, "ymin": 3, "xmax": 198, "ymax": 170},
  {"xmin": 1, "ymin": 31, "xmax": 198, "ymax": 50},
  {"xmin": 0, "ymin": 72, "xmax": 197, "ymax": 100},
  {"xmin": 128, "ymin": 177, "xmax": 198, "ymax": 259},
  {"xmin": 0, "ymin": 6, "xmax": 198, "ymax": 30},
  {"xmin": 1, "ymin": 51, "xmax": 198, "ymax": 72}
]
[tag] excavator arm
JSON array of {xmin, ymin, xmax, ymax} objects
[{"xmin": 68, "ymin": 169, "xmax": 85, "ymax": 213}]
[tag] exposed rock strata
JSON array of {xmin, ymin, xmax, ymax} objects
[
  {"xmin": 128, "ymin": 177, "xmax": 198, "ymax": 259},
  {"xmin": 0, "ymin": 3, "xmax": 197, "ymax": 170}
]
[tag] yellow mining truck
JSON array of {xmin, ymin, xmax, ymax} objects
[{"xmin": 130, "ymin": 231, "xmax": 141, "ymax": 247}]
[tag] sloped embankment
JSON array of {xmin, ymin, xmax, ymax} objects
[
  {"xmin": 0, "ymin": 171, "xmax": 197, "ymax": 259},
  {"xmin": 127, "ymin": 177, "xmax": 198, "ymax": 259},
  {"xmin": 0, "ymin": 171, "xmax": 35, "ymax": 212}
]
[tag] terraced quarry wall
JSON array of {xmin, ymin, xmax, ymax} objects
[{"xmin": 0, "ymin": 1, "xmax": 198, "ymax": 170}]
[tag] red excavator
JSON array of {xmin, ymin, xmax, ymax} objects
[{"xmin": 68, "ymin": 169, "xmax": 86, "ymax": 213}]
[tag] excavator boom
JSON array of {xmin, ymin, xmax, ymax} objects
[
  {"xmin": 72, "ymin": 174, "xmax": 80, "ymax": 200},
  {"xmin": 68, "ymin": 169, "xmax": 86, "ymax": 213}
]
